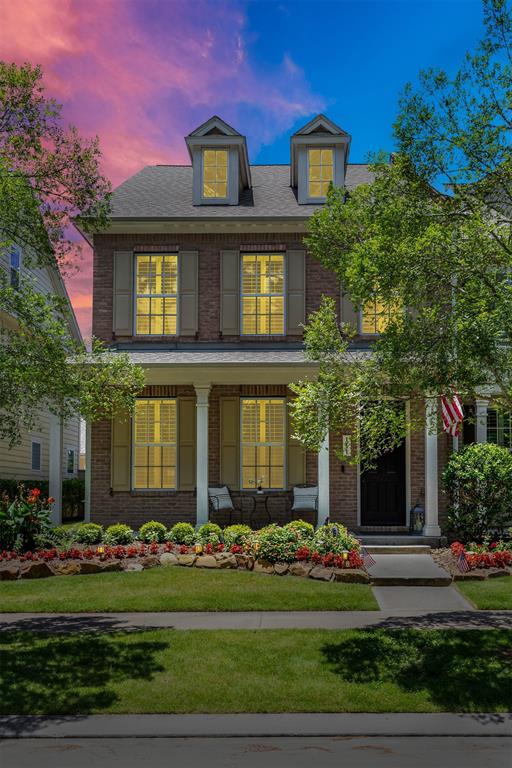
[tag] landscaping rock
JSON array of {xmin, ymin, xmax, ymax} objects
[
  {"xmin": 253, "ymin": 558, "xmax": 274, "ymax": 575},
  {"xmin": 99, "ymin": 560, "xmax": 122, "ymax": 572},
  {"xmin": 79, "ymin": 561, "xmax": 104, "ymax": 574},
  {"xmin": 333, "ymin": 568, "xmax": 370, "ymax": 584},
  {"xmin": 309, "ymin": 566, "xmax": 334, "ymax": 582},
  {"xmin": 140, "ymin": 556, "xmax": 159, "ymax": 569},
  {"xmin": 289, "ymin": 562, "xmax": 312, "ymax": 578},
  {"xmin": 50, "ymin": 562, "xmax": 81, "ymax": 577},
  {"xmin": 453, "ymin": 572, "xmax": 487, "ymax": 581},
  {"xmin": 236, "ymin": 554, "xmax": 254, "ymax": 570},
  {"xmin": 177, "ymin": 554, "xmax": 196, "ymax": 567},
  {"xmin": 19, "ymin": 561, "xmax": 53, "ymax": 579},
  {"xmin": 273, "ymin": 563, "xmax": 289, "ymax": 576},
  {"xmin": 215, "ymin": 553, "xmax": 238, "ymax": 569},
  {"xmin": 159, "ymin": 552, "xmax": 179, "ymax": 567},
  {"xmin": 195, "ymin": 555, "xmax": 218, "ymax": 568},
  {"xmin": 122, "ymin": 562, "xmax": 144, "ymax": 572},
  {"xmin": 0, "ymin": 564, "xmax": 19, "ymax": 580},
  {"xmin": 488, "ymin": 569, "xmax": 511, "ymax": 579}
]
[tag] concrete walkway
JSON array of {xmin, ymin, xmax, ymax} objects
[
  {"xmin": 1, "ymin": 609, "xmax": 511, "ymax": 631},
  {"xmin": 1, "ymin": 713, "xmax": 511, "ymax": 738},
  {"xmin": 368, "ymin": 554, "xmax": 452, "ymax": 586},
  {"xmin": 373, "ymin": 586, "xmax": 473, "ymax": 612}
]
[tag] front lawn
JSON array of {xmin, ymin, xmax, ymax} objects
[
  {"xmin": 0, "ymin": 566, "xmax": 378, "ymax": 612},
  {"xmin": 456, "ymin": 576, "xmax": 512, "ymax": 610},
  {"xmin": 1, "ymin": 628, "xmax": 510, "ymax": 714}
]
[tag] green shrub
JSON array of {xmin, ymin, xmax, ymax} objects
[
  {"xmin": 443, "ymin": 442, "xmax": 512, "ymax": 541},
  {"xmin": 196, "ymin": 522, "xmax": 223, "ymax": 544},
  {"xmin": 139, "ymin": 520, "xmax": 167, "ymax": 543},
  {"xmin": 73, "ymin": 523, "xmax": 104, "ymax": 544},
  {"xmin": 166, "ymin": 522, "xmax": 195, "ymax": 545},
  {"xmin": 254, "ymin": 526, "xmax": 302, "ymax": 563},
  {"xmin": 283, "ymin": 519, "xmax": 315, "ymax": 539},
  {"xmin": 223, "ymin": 524, "xmax": 253, "ymax": 548},
  {"xmin": 313, "ymin": 523, "xmax": 359, "ymax": 555},
  {"xmin": 105, "ymin": 523, "xmax": 134, "ymax": 545}
]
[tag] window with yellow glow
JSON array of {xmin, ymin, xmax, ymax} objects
[
  {"xmin": 202, "ymin": 149, "xmax": 228, "ymax": 198},
  {"xmin": 135, "ymin": 254, "xmax": 177, "ymax": 335},
  {"xmin": 241, "ymin": 253, "xmax": 285, "ymax": 334},
  {"xmin": 133, "ymin": 399, "xmax": 177, "ymax": 489},
  {"xmin": 308, "ymin": 148, "xmax": 334, "ymax": 197},
  {"xmin": 241, "ymin": 398, "xmax": 286, "ymax": 489},
  {"xmin": 361, "ymin": 297, "xmax": 402, "ymax": 334}
]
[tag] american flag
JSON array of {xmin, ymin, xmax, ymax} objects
[
  {"xmin": 441, "ymin": 393, "xmax": 464, "ymax": 437},
  {"xmin": 361, "ymin": 546, "xmax": 376, "ymax": 569},
  {"xmin": 457, "ymin": 552, "xmax": 470, "ymax": 573}
]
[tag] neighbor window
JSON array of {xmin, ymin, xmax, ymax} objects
[
  {"xmin": 487, "ymin": 408, "xmax": 512, "ymax": 450},
  {"xmin": 308, "ymin": 148, "xmax": 334, "ymax": 198},
  {"xmin": 361, "ymin": 297, "xmax": 402, "ymax": 334},
  {"xmin": 135, "ymin": 254, "xmax": 178, "ymax": 335},
  {"xmin": 133, "ymin": 399, "xmax": 177, "ymax": 489},
  {"xmin": 66, "ymin": 448, "xmax": 75, "ymax": 474},
  {"xmin": 31, "ymin": 440, "xmax": 41, "ymax": 472},
  {"xmin": 9, "ymin": 245, "xmax": 21, "ymax": 289},
  {"xmin": 202, "ymin": 149, "xmax": 228, "ymax": 198},
  {"xmin": 241, "ymin": 398, "xmax": 285, "ymax": 489},
  {"xmin": 241, "ymin": 253, "xmax": 285, "ymax": 334}
]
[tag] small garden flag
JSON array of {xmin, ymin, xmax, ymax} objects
[
  {"xmin": 441, "ymin": 393, "xmax": 464, "ymax": 436},
  {"xmin": 361, "ymin": 546, "xmax": 376, "ymax": 569},
  {"xmin": 457, "ymin": 551, "xmax": 470, "ymax": 573}
]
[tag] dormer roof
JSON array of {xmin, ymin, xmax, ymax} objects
[
  {"xmin": 185, "ymin": 115, "xmax": 251, "ymax": 190},
  {"xmin": 290, "ymin": 113, "xmax": 351, "ymax": 189},
  {"xmin": 292, "ymin": 113, "xmax": 350, "ymax": 137}
]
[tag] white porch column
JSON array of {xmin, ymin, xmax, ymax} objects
[
  {"xmin": 195, "ymin": 385, "xmax": 211, "ymax": 528},
  {"xmin": 317, "ymin": 430, "xmax": 330, "ymax": 528},
  {"xmin": 423, "ymin": 396, "xmax": 441, "ymax": 537},
  {"xmin": 475, "ymin": 399, "xmax": 489, "ymax": 444},
  {"xmin": 84, "ymin": 421, "xmax": 91, "ymax": 522},
  {"xmin": 48, "ymin": 412, "xmax": 63, "ymax": 526}
]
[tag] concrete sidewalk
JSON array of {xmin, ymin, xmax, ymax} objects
[
  {"xmin": 1, "ymin": 713, "xmax": 511, "ymax": 739},
  {"xmin": 1, "ymin": 609, "xmax": 511, "ymax": 631}
]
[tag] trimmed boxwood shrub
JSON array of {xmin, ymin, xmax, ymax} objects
[
  {"xmin": 255, "ymin": 526, "xmax": 302, "ymax": 563},
  {"xmin": 196, "ymin": 522, "xmax": 223, "ymax": 543},
  {"xmin": 223, "ymin": 524, "xmax": 253, "ymax": 548},
  {"xmin": 283, "ymin": 520, "xmax": 315, "ymax": 539},
  {"xmin": 139, "ymin": 520, "xmax": 167, "ymax": 543},
  {"xmin": 443, "ymin": 442, "xmax": 512, "ymax": 541},
  {"xmin": 166, "ymin": 522, "xmax": 195, "ymax": 545},
  {"xmin": 105, "ymin": 523, "xmax": 134, "ymax": 545},
  {"xmin": 73, "ymin": 522, "xmax": 104, "ymax": 544},
  {"xmin": 313, "ymin": 523, "xmax": 359, "ymax": 555}
]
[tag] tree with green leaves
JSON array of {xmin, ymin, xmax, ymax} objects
[
  {"xmin": 291, "ymin": 0, "xmax": 512, "ymax": 464},
  {"xmin": 0, "ymin": 62, "xmax": 144, "ymax": 446}
]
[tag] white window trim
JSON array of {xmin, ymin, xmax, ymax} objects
[
  {"xmin": 30, "ymin": 438, "xmax": 42, "ymax": 473},
  {"xmin": 200, "ymin": 147, "xmax": 229, "ymax": 203},
  {"xmin": 131, "ymin": 398, "xmax": 179, "ymax": 491},
  {"xmin": 239, "ymin": 252, "xmax": 287, "ymax": 337},
  {"xmin": 133, "ymin": 253, "xmax": 179, "ymax": 337},
  {"xmin": 305, "ymin": 146, "xmax": 335, "ymax": 203},
  {"xmin": 239, "ymin": 396, "xmax": 287, "ymax": 491}
]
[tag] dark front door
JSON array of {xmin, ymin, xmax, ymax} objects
[{"xmin": 360, "ymin": 441, "xmax": 406, "ymax": 526}]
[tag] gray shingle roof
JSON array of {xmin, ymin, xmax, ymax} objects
[{"xmin": 110, "ymin": 164, "xmax": 374, "ymax": 220}]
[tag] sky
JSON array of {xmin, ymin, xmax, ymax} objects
[{"xmin": 1, "ymin": 0, "xmax": 486, "ymax": 337}]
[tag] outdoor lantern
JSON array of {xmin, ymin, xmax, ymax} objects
[
  {"xmin": 195, "ymin": 543, "xmax": 203, "ymax": 554},
  {"xmin": 409, "ymin": 503, "xmax": 425, "ymax": 534}
]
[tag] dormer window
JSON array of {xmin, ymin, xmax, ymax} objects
[
  {"xmin": 308, "ymin": 148, "xmax": 334, "ymax": 198},
  {"xmin": 203, "ymin": 149, "xmax": 228, "ymax": 199}
]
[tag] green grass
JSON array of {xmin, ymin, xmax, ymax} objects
[
  {"xmin": 0, "ymin": 566, "xmax": 378, "ymax": 612},
  {"xmin": 1, "ymin": 628, "xmax": 510, "ymax": 714},
  {"xmin": 456, "ymin": 576, "xmax": 512, "ymax": 609}
]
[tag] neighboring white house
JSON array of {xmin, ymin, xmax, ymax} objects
[{"xmin": 0, "ymin": 244, "xmax": 82, "ymax": 522}]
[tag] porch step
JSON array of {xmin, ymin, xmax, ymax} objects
[
  {"xmin": 357, "ymin": 535, "xmax": 447, "ymax": 549},
  {"xmin": 367, "ymin": 554, "xmax": 453, "ymax": 587},
  {"xmin": 365, "ymin": 545, "xmax": 432, "ymax": 555}
]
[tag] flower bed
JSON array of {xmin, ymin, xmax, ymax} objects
[
  {"xmin": 432, "ymin": 539, "xmax": 512, "ymax": 580},
  {"xmin": 0, "ymin": 521, "xmax": 368, "ymax": 583}
]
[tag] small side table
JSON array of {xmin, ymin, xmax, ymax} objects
[{"xmin": 249, "ymin": 493, "xmax": 272, "ymax": 528}]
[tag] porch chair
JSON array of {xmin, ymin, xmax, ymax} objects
[
  {"xmin": 208, "ymin": 486, "xmax": 243, "ymax": 527},
  {"xmin": 288, "ymin": 485, "xmax": 319, "ymax": 525}
]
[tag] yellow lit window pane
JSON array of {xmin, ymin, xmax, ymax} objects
[
  {"xmin": 270, "ymin": 466, "xmax": 284, "ymax": 489},
  {"xmin": 362, "ymin": 297, "xmax": 402, "ymax": 334},
  {"xmin": 321, "ymin": 149, "xmax": 333, "ymax": 165},
  {"xmin": 150, "ymin": 316, "xmax": 163, "ymax": 335},
  {"xmin": 133, "ymin": 466, "xmax": 147, "ymax": 489},
  {"xmin": 204, "ymin": 166, "xmax": 216, "ymax": 181},
  {"xmin": 308, "ymin": 148, "xmax": 334, "ymax": 197},
  {"xmin": 202, "ymin": 149, "xmax": 228, "ymax": 198},
  {"xmin": 217, "ymin": 165, "xmax": 227, "ymax": 181},
  {"xmin": 136, "ymin": 254, "xmax": 178, "ymax": 336},
  {"xmin": 203, "ymin": 183, "xmax": 216, "ymax": 198},
  {"xmin": 136, "ymin": 316, "xmax": 150, "ymax": 335},
  {"xmin": 309, "ymin": 149, "xmax": 321, "ymax": 164},
  {"xmin": 133, "ymin": 399, "xmax": 177, "ymax": 489},
  {"xmin": 216, "ymin": 150, "xmax": 227, "ymax": 166},
  {"xmin": 241, "ymin": 254, "xmax": 284, "ymax": 336},
  {"xmin": 241, "ymin": 398, "xmax": 285, "ymax": 489},
  {"xmin": 309, "ymin": 181, "xmax": 322, "ymax": 197}
]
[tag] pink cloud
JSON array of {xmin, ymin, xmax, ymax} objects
[{"xmin": 2, "ymin": 0, "xmax": 324, "ymax": 337}]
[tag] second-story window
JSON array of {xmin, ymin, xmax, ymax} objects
[
  {"xmin": 135, "ymin": 254, "xmax": 178, "ymax": 335},
  {"xmin": 308, "ymin": 148, "xmax": 334, "ymax": 198},
  {"xmin": 361, "ymin": 297, "xmax": 401, "ymax": 334},
  {"xmin": 9, "ymin": 245, "xmax": 21, "ymax": 289},
  {"xmin": 241, "ymin": 253, "xmax": 285, "ymax": 335},
  {"xmin": 203, "ymin": 149, "xmax": 228, "ymax": 199}
]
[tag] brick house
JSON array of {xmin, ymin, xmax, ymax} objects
[{"xmin": 80, "ymin": 114, "xmax": 491, "ymax": 538}]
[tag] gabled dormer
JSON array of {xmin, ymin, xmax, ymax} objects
[
  {"xmin": 185, "ymin": 116, "xmax": 251, "ymax": 206},
  {"xmin": 290, "ymin": 114, "xmax": 351, "ymax": 204}
]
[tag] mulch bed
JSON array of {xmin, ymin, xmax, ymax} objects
[{"xmin": 431, "ymin": 548, "xmax": 512, "ymax": 580}]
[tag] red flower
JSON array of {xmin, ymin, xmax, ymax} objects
[
  {"xmin": 47, "ymin": 497, "xmax": 55, "ymax": 504},
  {"xmin": 30, "ymin": 488, "xmax": 41, "ymax": 497}
]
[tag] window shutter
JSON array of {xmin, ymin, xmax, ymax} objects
[
  {"xmin": 178, "ymin": 397, "xmax": 196, "ymax": 490},
  {"xmin": 178, "ymin": 251, "xmax": 198, "ymax": 336},
  {"xmin": 220, "ymin": 250, "xmax": 239, "ymax": 335},
  {"xmin": 340, "ymin": 285, "xmax": 359, "ymax": 331},
  {"xmin": 286, "ymin": 250, "xmax": 305, "ymax": 335},
  {"xmin": 287, "ymin": 400, "xmax": 306, "ymax": 488},
  {"xmin": 220, "ymin": 396, "xmax": 239, "ymax": 489},
  {"xmin": 113, "ymin": 251, "xmax": 134, "ymax": 336},
  {"xmin": 111, "ymin": 411, "xmax": 131, "ymax": 491}
]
